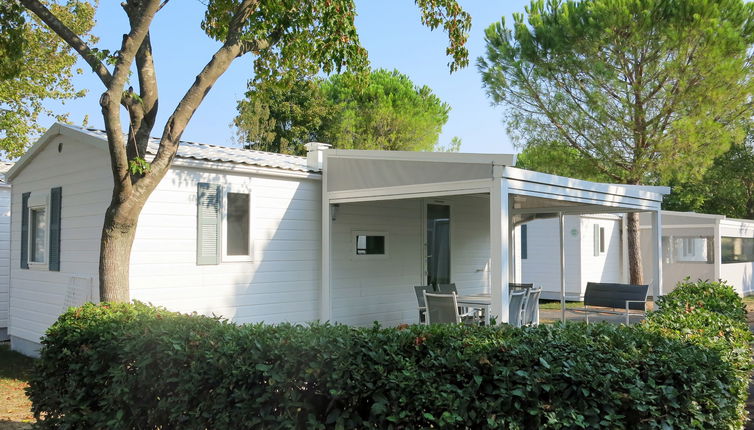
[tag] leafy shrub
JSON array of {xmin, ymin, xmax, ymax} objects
[
  {"xmin": 655, "ymin": 279, "xmax": 747, "ymax": 321},
  {"xmin": 643, "ymin": 279, "xmax": 753, "ymax": 427},
  {"xmin": 27, "ymin": 290, "xmax": 752, "ymax": 429}
]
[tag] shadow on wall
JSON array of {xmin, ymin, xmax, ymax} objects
[{"xmin": 127, "ymin": 166, "xmax": 322, "ymax": 326}]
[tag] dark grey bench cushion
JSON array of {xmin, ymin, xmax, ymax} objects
[{"xmin": 584, "ymin": 282, "xmax": 649, "ymax": 311}]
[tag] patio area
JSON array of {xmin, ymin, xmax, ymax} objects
[{"xmin": 317, "ymin": 148, "xmax": 670, "ymax": 326}]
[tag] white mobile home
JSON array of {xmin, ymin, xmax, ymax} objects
[
  {"xmin": 517, "ymin": 214, "xmax": 626, "ymax": 300},
  {"xmin": 0, "ymin": 163, "xmax": 12, "ymax": 341},
  {"xmin": 7, "ymin": 123, "xmax": 669, "ymax": 356},
  {"xmin": 640, "ymin": 211, "xmax": 754, "ymax": 296}
]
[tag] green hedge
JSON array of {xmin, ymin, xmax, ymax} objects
[{"xmin": 28, "ymin": 280, "xmax": 752, "ymax": 429}]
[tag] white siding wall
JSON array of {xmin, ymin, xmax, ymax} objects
[
  {"xmin": 10, "ymin": 136, "xmax": 111, "ymax": 348},
  {"xmin": 521, "ymin": 216, "xmax": 581, "ymax": 300},
  {"xmin": 331, "ymin": 199, "xmax": 422, "ymax": 327},
  {"xmin": 0, "ymin": 186, "xmax": 11, "ymax": 339},
  {"xmin": 331, "ymin": 195, "xmax": 490, "ymax": 327},
  {"xmin": 579, "ymin": 216, "xmax": 624, "ymax": 290},
  {"xmin": 129, "ymin": 167, "xmax": 322, "ymax": 324},
  {"xmin": 720, "ymin": 221, "xmax": 754, "ymax": 296},
  {"xmin": 446, "ymin": 195, "xmax": 490, "ymax": 295}
]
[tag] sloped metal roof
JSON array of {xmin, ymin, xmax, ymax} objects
[{"xmin": 65, "ymin": 125, "xmax": 311, "ymax": 173}]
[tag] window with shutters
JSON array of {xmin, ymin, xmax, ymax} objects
[
  {"xmin": 22, "ymin": 188, "xmax": 61, "ymax": 270},
  {"xmin": 197, "ymin": 183, "xmax": 253, "ymax": 265}
]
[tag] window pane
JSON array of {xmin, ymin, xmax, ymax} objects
[
  {"xmin": 427, "ymin": 204, "xmax": 450, "ymax": 286},
  {"xmin": 30, "ymin": 208, "xmax": 46, "ymax": 263},
  {"xmin": 671, "ymin": 237, "xmax": 711, "ymax": 263},
  {"xmin": 356, "ymin": 235, "xmax": 385, "ymax": 255},
  {"xmin": 226, "ymin": 193, "xmax": 249, "ymax": 256},
  {"xmin": 722, "ymin": 237, "xmax": 754, "ymax": 263}
]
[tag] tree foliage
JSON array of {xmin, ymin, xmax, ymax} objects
[
  {"xmin": 234, "ymin": 75, "xmax": 330, "ymax": 155},
  {"xmin": 0, "ymin": 0, "xmax": 95, "ymax": 157},
  {"xmin": 479, "ymin": 0, "xmax": 754, "ymax": 185},
  {"xmin": 19, "ymin": 0, "xmax": 471, "ymax": 301},
  {"xmin": 515, "ymin": 142, "xmax": 610, "ymax": 182},
  {"xmin": 664, "ymin": 130, "xmax": 754, "ymax": 219},
  {"xmin": 478, "ymin": 0, "xmax": 754, "ymax": 284},
  {"xmin": 235, "ymin": 69, "xmax": 453, "ymax": 155}
]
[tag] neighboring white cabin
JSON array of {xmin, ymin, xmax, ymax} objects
[
  {"xmin": 517, "ymin": 214, "xmax": 626, "ymax": 300},
  {"xmin": 0, "ymin": 163, "xmax": 13, "ymax": 341},
  {"xmin": 640, "ymin": 211, "xmax": 754, "ymax": 296},
  {"xmin": 7, "ymin": 124, "xmax": 323, "ymax": 356}
]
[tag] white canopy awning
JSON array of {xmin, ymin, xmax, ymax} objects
[{"xmin": 319, "ymin": 149, "xmax": 670, "ymax": 324}]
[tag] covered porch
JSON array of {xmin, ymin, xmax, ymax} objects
[{"xmin": 317, "ymin": 149, "xmax": 670, "ymax": 325}]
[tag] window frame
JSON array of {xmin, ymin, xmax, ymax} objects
[
  {"xmin": 27, "ymin": 193, "xmax": 49, "ymax": 269},
  {"xmin": 352, "ymin": 230, "xmax": 388, "ymax": 259},
  {"xmin": 221, "ymin": 186, "xmax": 253, "ymax": 263}
]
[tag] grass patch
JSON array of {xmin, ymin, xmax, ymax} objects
[
  {"xmin": 0, "ymin": 342, "xmax": 35, "ymax": 429},
  {"xmin": 538, "ymin": 299, "xmax": 584, "ymax": 310}
]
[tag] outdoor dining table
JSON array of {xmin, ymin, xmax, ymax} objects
[{"xmin": 456, "ymin": 293, "xmax": 492, "ymax": 325}]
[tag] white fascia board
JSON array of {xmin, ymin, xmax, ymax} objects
[
  {"xmin": 507, "ymin": 179, "xmax": 662, "ymax": 210},
  {"xmin": 171, "ymin": 158, "xmax": 321, "ymax": 180},
  {"xmin": 325, "ymin": 148, "xmax": 516, "ymax": 166},
  {"xmin": 638, "ymin": 224, "xmax": 717, "ymax": 230},
  {"xmin": 660, "ymin": 210, "xmax": 725, "ymax": 220},
  {"xmin": 7, "ymin": 123, "xmax": 108, "ymax": 182},
  {"xmin": 503, "ymin": 166, "xmax": 670, "ymax": 202},
  {"xmin": 327, "ymin": 179, "xmax": 491, "ymax": 204},
  {"xmin": 719, "ymin": 218, "xmax": 754, "ymax": 236},
  {"xmin": 718, "ymin": 217, "xmax": 754, "ymax": 226},
  {"xmin": 508, "ymin": 188, "xmax": 661, "ymax": 213}
]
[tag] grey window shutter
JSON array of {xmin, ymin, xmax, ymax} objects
[
  {"xmin": 197, "ymin": 183, "xmax": 222, "ymax": 265},
  {"xmin": 593, "ymin": 224, "xmax": 600, "ymax": 256},
  {"xmin": 20, "ymin": 192, "xmax": 30, "ymax": 269},
  {"xmin": 49, "ymin": 187, "xmax": 62, "ymax": 271}
]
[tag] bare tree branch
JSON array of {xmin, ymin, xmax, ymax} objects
[{"xmin": 137, "ymin": 0, "xmax": 262, "ymax": 192}]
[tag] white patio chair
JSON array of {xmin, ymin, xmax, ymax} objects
[
  {"xmin": 424, "ymin": 292, "xmax": 467, "ymax": 324},
  {"xmin": 521, "ymin": 287, "xmax": 541, "ymax": 326},
  {"xmin": 508, "ymin": 289, "xmax": 528, "ymax": 327},
  {"xmin": 414, "ymin": 285, "xmax": 430, "ymax": 323}
]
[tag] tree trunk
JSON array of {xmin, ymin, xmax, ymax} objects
[
  {"xmin": 626, "ymin": 212, "xmax": 644, "ymax": 285},
  {"xmin": 98, "ymin": 203, "xmax": 140, "ymax": 302}
]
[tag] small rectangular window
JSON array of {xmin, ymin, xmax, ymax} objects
[
  {"xmin": 599, "ymin": 227, "xmax": 605, "ymax": 253},
  {"xmin": 226, "ymin": 192, "xmax": 250, "ymax": 256},
  {"xmin": 30, "ymin": 207, "xmax": 47, "ymax": 263},
  {"xmin": 355, "ymin": 233, "xmax": 386, "ymax": 256},
  {"xmin": 520, "ymin": 224, "xmax": 528, "ymax": 260}
]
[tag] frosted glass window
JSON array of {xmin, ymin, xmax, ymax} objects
[
  {"xmin": 226, "ymin": 192, "xmax": 250, "ymax": 256},
  {"xmin": 665, "ymin": 236, "xmax": 712, "ymax": 263},
  {"xmin": 30, "ymin": 207, "xmax": 46, "ymax": 263}
]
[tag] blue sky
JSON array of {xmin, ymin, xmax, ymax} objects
[{"xmin": 49, "ymin": 1, "xmax": 532, "ymax": 155}]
